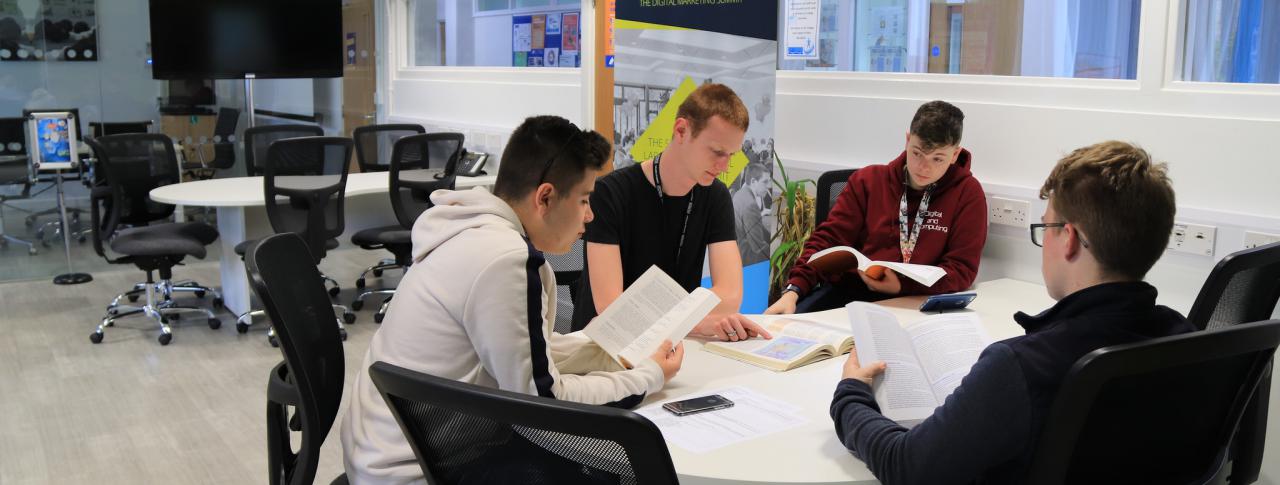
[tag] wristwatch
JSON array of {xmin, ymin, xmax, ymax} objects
[{"xmin": 784, "ymin": 284, "xmax": 804, "ymax": 298}]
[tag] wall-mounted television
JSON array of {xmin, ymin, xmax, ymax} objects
[{"xmin": 149, "ymin": 0, "xmax": 342, "ymax": 80}]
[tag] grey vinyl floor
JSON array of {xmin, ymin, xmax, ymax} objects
[{"xmin": 0, "ymin": 247, "xmax": 388, "ymax": 484}]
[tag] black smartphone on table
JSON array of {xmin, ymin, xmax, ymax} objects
[
  {"xmin": 919, "ymin": 292, "xmax": 977, "ymax": 312},
  {"xmin": 662, "ymin": 394, "xmax": 734, "ymax": 416}
]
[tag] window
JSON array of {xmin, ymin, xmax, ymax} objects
[
  {"xmin": 1182, "ymin": 0, "xmax": 1280, "ymax": 84},
  {"xmin": 779, "ymin": 0, "xmax": 1141, "ymax": 80},
  {"xmin": 410, "ymin": 0, "xmax": 582, "ymax": 67}
]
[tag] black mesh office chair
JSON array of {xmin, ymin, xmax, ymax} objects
[
  {"xmin": 182, "ymin": 107, "xmax": 241, "ymax": 179},
  {"xmin": 85, "ymin": 135, "xmax": 223, "ymax": 345},
  {"xmin": 89, "ymin": 121, "xmax": 153, "ymax": 138},
  {"xmin": 22, "ymin": 108, "xmax": 86, "ymax": 243},
  {"xmin": 0, "ymin": 117, "xmax": 36, "ymax": 255},
  {"xmin": 1186, "ymin": 241, "xmax": 1280, "ymax": 484},
  {"xmin": 545, "ymin": 239, "xmax": 584, "ymax": 334},
  {"xmin": 243, "ymin": 124, "xmax": 325, "ymax": 176},
  {"xmin": 1026, "ymin": 319, "xmax": 1280, "ymax": 485},
  {"xmin": 234, "ymin": 136, "xmax": 356, "ymax": 342},
  {"xmin": 369, "ymin": 361, "xmax": 680, "ymax": 485},
  {"xmin": 245, "ymin": 233, "xmax": 349, "ymax": 485},
  {"xmin": 351, "ymin": 132, "xmax": 463, "ymax": 323},
  {"xmin": 815, "ymin": 168, "xmax": 856, "ymax": 226},
  {"xmin": 352, "ymin": 123, "xmax": 425, "ymax": 173}
]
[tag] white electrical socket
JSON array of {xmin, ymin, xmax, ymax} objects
[
  {"xmin": 1243, "ymin": 231, "xmax": 1280, "ymax": 249},
  {"xmin": 1167, "ymin": 222, "xmax": 1216, "ymax": 257},
  {"xmin": 988, "ymin": 196, "xmax": 1031, "ymax": 228}
]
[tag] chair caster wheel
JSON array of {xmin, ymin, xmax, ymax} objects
[
  {"xmin": 372, "ymin": 269, "xmax": 383, "ymax": 277},
  {"xmin": 339, "ymin": 328, "xmax": 348, "ymax": 341},
  {"xmin": 355, "ymin": 278, "xmax": 365, "ymax": 289},
  {"xmin": 90, "ymin": 332, "xmax": 103, "ymax": 344},
  {"xmin": 127, "ymin": 294, "xmax": 139, "ymax": 303},
  {"xmin": 77, "ymin": 236, "xmax": 86, "ymax": 243},
  {"xmin": 268, "ymin": 335, "xmax": 279, "ymax": 348},
  {"xmin": 158, "ymin": 333, "xmax": 172, "ymax": 345},
  {"xmin": 29, "ymin": 247, "xmax": 38, "ymax": 255},
  {"xmin": 236, "ymin": 322, "xmax": 250, "ymax": 334},
  {"xmin": 208, "ymin": 318, "xmax": 221, "ymax": 330},
  {"xmin": 351, "ymin": 299, "xmax": 363, "ymax": 311},
  {"xmin": 195, "ymin": 290, "xmax": 206, "ymax": 298},
  {"xmin": 328, "ymin": 286, "xmax": 340, "ymax": 298},
  {"xmin": 343, "ymin": 312, "xmax": 356, "ymax": 324},
  {"xmin": 374, "ymin": 312, "xmax": 385, "ymax": 324}
]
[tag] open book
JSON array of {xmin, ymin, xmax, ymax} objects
[
  {"xmin": 807, "ymin": 246, "xmax": 946, "ymax": 287},
  {"xmin": 583, "ymin": 266, "xmax": 720, "ymax": 368},
  {"xmin": 846, "ymin": 301, "xmax": 990, "ymax": 425},
  {"xmin": 703, "ymin": 316, "xmax": 853, "ymax": 371}
]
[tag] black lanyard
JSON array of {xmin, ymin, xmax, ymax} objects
[{"xmin": 653, "ymin": 153, "xmax": 693, "ymax": 263}]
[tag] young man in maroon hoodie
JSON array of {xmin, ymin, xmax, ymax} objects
[{"xmin": 766, "ymin": 100, "xmax": 987, "ymax": 314}]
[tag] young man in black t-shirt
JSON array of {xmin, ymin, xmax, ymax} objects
[{"xmin": 571, "ymin": 83, "xmax": 771, "ymax": 342}]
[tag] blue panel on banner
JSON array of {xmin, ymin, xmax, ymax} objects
[
  {"xmin": 605, "ymin": 55, "xmax": 615, "ymax": 68},
  {"xmin": 931, "ymin": 46, "xmax": 941, "ymax": 57},
  {"xmin": 701, "ymin": 260, "xmax": 771, "ymax": 314},
  {"xmin": 787, "ymin": 47, "xmax": 804, "ymax": 55}
]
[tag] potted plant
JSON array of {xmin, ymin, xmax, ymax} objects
[{"xmin": 768, "ymin": 152, "xmax": 815, "ymax": 303}]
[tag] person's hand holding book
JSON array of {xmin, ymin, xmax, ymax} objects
[
  {"xmin": 860, "ymin": 268, "xmax": 902, "ymax": 295},
  {"xmin": 693, "ymin": 313, "xmax": 773, "ymax": 342},
  {"xmin": 842, "ymin": 347, "xmax": 886, "ymax": 387},
  {"xmin": 650, "ymin": 339, "xmax": 685, "ymax": 382}
]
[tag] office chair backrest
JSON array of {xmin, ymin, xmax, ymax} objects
[
  {"xmin": 1025, "ymin": 319, "xmax": 1280, "ymax": 485},
  {"xmin": 815, "ymin": 168, "xmax": 856, "ymax": 226},
  {"xmin": 84, "ymin": 135, "xmax": 181, "ymax": 259},
  {"xmin": 1190, "ymin": 242, "xmax": 1280, "ymax": 330},
  {"xmin": 207, "ymin": 108, "xmax": 241, "ymax": 170},
  {"xmin": 243, "ymin": 124, "xmax": 324, "ymax": 176},
  {"xmin": 369, "ymin": 361, "xmax": 680, "ymax": 485},
  {"xmin": 388, "ymin": 132, "xmax": 464, "ymax": 229},
  {"xmin": 0, "ymin": 117, "xmax": 30, "ymax": 186},
  {"xmin": 245, "ymin": 232, "xmax": 346, "ymax": 485},
  {"xmin": 353, "ymin": 123, "xmax": 425, "ymax": 173},
  {"xmin": 263, "ymin": 136, "xmax": 351, "ymax": 263},
  {"xmin": 23, "ymin": 108, "xmax": 82, "ymax": 140},
  {"xmin": 89, "ymin": 121, "xmax": 153, "ymax": 138},
  {"xmin": 544, "ymin": 238, "xmax": 584, "ymax": 333}
]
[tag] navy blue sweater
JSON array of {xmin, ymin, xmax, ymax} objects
[{"xmin": 829, "ymin": 282, "xmax": 1194, "ymax": 485}]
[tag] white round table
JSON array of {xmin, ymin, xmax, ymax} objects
[
  {"xmin": 149, "ymin": 171, "xmax": 497, "ymax": 315},
  {"xmin": 648, "ymin": 278, "xmax": 1054, "ymax": 484}
]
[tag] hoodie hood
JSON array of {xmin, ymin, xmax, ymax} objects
[
  {"xmin": 411, "ymin": 187, "xmax": 526, "ymax": 263},
  {"xmin": 886, "ymin": 148, "xmax": 974, "ymax": 194}
]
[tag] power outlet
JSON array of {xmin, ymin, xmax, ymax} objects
[
  {"xmin": 1243, "ymin": 231, "xmax": 1280, "ymax": 249},
  {"xmin": 988, "ymin": 196, "xmax": 1031, "ymax": 228},
  {"xmin": 1167, "ymin": 222, "xmax": 1216, "ymax": 257}
]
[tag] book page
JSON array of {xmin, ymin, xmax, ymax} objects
[
  {"xmin": 704, "ymin": 335, "xmax": 829, "ymax": 370},
  {"xmin": 846, "ymin": 302, "xmax": 939, "ymax": 423},
  {"xmin": 904, "ymin": 313, "xmax": 990, "ymax": 402},
  {"xmin": 617, "ymin": 287, "xmax": 719, "ymax": 366},
  {"xmin": 761, "ymin": 317, "xmax": 852, "ymax": 348},
  {"xmin": 583, "ymin": 266, "xmax": 688, "ymax": 362}
]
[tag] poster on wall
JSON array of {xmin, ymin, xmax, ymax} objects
[
  {"xmin": 784, "ymin": 0, "xmax": 820, "ymax": 60},
  {"xmin": 0, "ymin": 0, "xmax": 98, "ymax": 62},
  {"xmin": 613, "ymin": 0, "xmax": 778, "ymax": 309},
  {"xmin": 512, "ymin": 11, "xmax": 581, "ymax": 68}
]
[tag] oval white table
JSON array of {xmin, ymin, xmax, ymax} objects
[
  {"xmin": 647, "ymin": 278, "xmax": 1055, "ymax": 484},
  {"xmin": 149, "ymin": 171, "xmax": 497, "ymax": 315}
]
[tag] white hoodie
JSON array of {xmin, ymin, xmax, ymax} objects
[{"xmin": 340, "ymin": 187, "xmax": 665, "ymax": 485}]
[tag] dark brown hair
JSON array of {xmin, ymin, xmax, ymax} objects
[
  {"xmin": 1039, "ymin": 141, "xmax": 1176, "ymax": 280},
  {"xmin": 675, "ymin": 83, "xmax": 750, "ymax": 138},
  {"xmin": 909, "ymin": 100, "xmax": 964, "ymax": 152},
  {"xmin": 493, "ymin": 116, "xmax": 611, "ymax": 202}
]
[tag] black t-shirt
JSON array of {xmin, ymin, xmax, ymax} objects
[{"xmin": 571, "ymin": 163, "xmax": 736, "ymax": 331}]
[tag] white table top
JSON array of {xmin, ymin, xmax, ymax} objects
[
  {"xmin": 652, "ymin": 278, "xmax": 1057, "ymax": 484},
  {"xmin": 149, "ymin": 171, "xmax": 498, "ymax": 207}
]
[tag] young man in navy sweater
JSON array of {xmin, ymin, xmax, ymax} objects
[{"xmin": 831, "ymin": 141, "xmax": 1194, "ymax": 484}]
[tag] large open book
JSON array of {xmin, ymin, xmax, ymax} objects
[
  {"xmin": 807, "ymin": 246, "xmax": 946, "ymax": 287},
  {"xmin": 703, "ymin": 316, "xmax": 854, "ymax": 371},
  {"xmin": 846, "ymin": 302, "xmax": 990, "ymax": 425},
  {"xmin": 583, "ymin": 266, "xmax": 721, "ymax": 368}
]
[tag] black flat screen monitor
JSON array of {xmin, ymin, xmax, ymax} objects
[
  {"xmin": 165, "ymin": 79, "xmax": 216, "ymax": 108},
  {"xmin": 149, "ymin": 0, "xmax": 342, "ymax": 80}
]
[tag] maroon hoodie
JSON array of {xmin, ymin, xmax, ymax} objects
[{"xmin": 788, "ymin": 149, "xmax": 987, "ymax": 296}]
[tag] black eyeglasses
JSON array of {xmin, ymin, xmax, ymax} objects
[
  {"xmin": 1030, "ymin": 222, "xmax": 1090, "ymax": 248},
  {"xmin": 536, "ymin": 131, "xmax": 582, "ymax": 185}
]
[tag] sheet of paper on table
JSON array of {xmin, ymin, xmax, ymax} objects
[{"xmin": 635, "ymin": 386, "xmax": 809, "ymax": 454}]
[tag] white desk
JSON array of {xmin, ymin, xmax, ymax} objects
[
  {"xmin": 149, "ymin": 171, "xmax": 498, "ymax": 315},
  {"xmin": 650, "ymin": 278, "xmax": 1057, "ymax": 484}
]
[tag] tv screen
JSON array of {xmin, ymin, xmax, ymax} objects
[
  {"xmin": 149, "ymin": 0, "xmax": 342, "ymax": 80},
  {"xmin": 165, "ymin": 80, "xmax": 216, "ymax": 107}
]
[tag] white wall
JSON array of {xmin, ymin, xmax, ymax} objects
[{"xmin": 0, "ymin": 0, "xmax": 160, "ymax": 124}]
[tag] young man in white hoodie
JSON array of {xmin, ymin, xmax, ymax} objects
[{"xmin": 340, "ymin": 115, "xmax": 685, "ymax": 484}]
